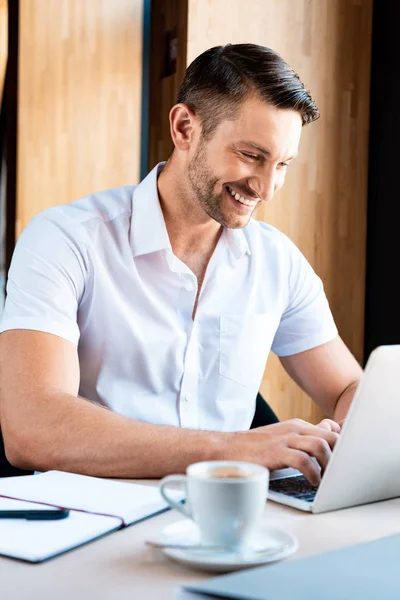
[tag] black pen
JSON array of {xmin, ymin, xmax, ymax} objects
[{"xmin": 0, "ymin": 509, "xmax": 70, "ymax": 520}]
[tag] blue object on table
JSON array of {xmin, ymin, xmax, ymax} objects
[{"xmin": 184, "ymin": 534, "xmax": 400, "ymax": 600}]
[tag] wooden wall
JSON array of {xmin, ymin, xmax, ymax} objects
[
  {"xmin": 17, "ymin": 0, "xmax": 143, "ymax": 237},
  {"xmin": 150, "ymin": 0, "xmax": 373, "ymax": 423},
  {"xmin": 0, "ymin": 0, "xmax": 6, "ymax": 101}
]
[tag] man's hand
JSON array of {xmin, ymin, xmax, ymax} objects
[
  {"xmin": 235, "ymin": 419, "xmax": 340, "ymax": 486},
  {"xmin": 316, "ymin": 418, "xmax": 341, "ymax": 433}
]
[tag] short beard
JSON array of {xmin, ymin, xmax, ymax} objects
[{"xmin": 187, "ymin": 137, "xmax": 233, "ymax": 227}]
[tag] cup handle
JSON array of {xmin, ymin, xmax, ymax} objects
[{"xmin": 159, "ymin": 474, "xmax": 191, "ymax": 519}]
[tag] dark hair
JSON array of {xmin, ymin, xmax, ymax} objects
[{"xmin": 176, "ymin": 43, "xmax": 319, "ymax": 140}]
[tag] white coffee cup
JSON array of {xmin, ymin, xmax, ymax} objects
[{"xmin": 159, "ymin": 460, "xmax": 269, "ymax": 551}]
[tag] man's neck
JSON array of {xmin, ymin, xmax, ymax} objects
[{"xmin": 157, "ymin": 159, "xmax": 222, "ymax": 258}]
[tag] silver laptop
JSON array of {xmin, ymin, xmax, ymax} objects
[{"xmin": 268, "ymin": 344, "xmax": 400, "ymax": 513}]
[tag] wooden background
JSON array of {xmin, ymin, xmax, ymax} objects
[
  {"xmin": 0, "ymin": 0, "xmax": 8, "ymax": 312},
  {"xmin": 149, "ymin": 0, "xmax": 373, "ymax": 423},
  {"xmin": 16, "ymin": 0, "xmax": 143, "ymax": 238},
  {"xmin": 0, "ymin": 0, "xmax": 6, "ymax": 102}
]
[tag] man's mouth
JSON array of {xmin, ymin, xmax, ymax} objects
[{"xmin": 226, "ymin": 185, "xmax": 258, "ymax": 208}]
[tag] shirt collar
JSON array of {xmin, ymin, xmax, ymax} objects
[
  {"xmin": 130, "ymin": 162, "xmax": 171, "ymax": 257},
  {"xmin": 130, "ymin": 161, "xmax": 251, "ymax": 260},
  {"xmin": 225, "ymin": 225, "xmax": 251, "ymax": 259}
]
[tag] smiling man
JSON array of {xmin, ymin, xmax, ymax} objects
[{"xmin": 0, "ymin": 44, "xmax": 362, "ymax": 485}]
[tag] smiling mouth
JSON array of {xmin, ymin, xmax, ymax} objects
[{"xmin": 226, "ymin": 185, "xmax": 258, "ymax": 208}]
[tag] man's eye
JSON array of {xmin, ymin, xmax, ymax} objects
[
  {"xmin": 242, "ymin": 153, "xmax": 259, "ymax": 160},
  {"xmin": 279, "ymin": 162, "xmax": 289, "ymax": 168}
]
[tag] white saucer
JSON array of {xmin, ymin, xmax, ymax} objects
[{"xmin": 153, "ymin": 519, "xmax": 298, "ymax": 573}]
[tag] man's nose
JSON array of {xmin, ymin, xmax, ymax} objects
[{"xmin": 250, "ymin": 173, "xmax": 275, "ymax": 203}]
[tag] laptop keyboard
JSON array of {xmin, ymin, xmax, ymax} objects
[{"xmin": 269, "ymin": 475, "xmax": 319, "ymax": 503}]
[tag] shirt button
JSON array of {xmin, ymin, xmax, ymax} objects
[
  {"xmin": 184, "ymin": 283, "xmax": 194, "ymax": 291},
  {"xmin": 184, "ymin": 394, "xmax": 192, "ymax": 402}
]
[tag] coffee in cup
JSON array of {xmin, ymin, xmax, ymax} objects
[{"xmin": 208, "ymin": 466, "xmax": 252, "ymax": 479}]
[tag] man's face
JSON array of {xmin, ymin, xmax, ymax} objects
[{"xmin": 187, "ymin": 96, "xmax": 303, "ymax": 228}]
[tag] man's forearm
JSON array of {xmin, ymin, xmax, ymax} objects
[
  {"xmin": 3, "ymin": 390, "xmax": 346, "ymax": 485},
  {"xmin": 3, "ymin": 392, "xmax": 232, "ymax": 477},
  {"xmin": 333, "ymin": 380, "xmax": 360, "ymax": 423}
]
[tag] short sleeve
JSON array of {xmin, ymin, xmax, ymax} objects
[
  {"xmin": 0, "ymin": 210, "xmax": 88, "ymax": 346},
  {"xmin": 271, "ymin": 236, "xmax": 338, "ymax": 356}
]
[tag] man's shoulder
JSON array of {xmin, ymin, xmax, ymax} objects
[
  {"xmin": 245, "ymin": 218, "xmax": 292, "ymax": 251},
  {"xmin": 21, "ymin": 185, "xmax": 138, "ymax": 250},
  {"xmin": 246, "ymin": 219, "xmax": 311, "ymax": 270},
  {"xmin": 42, "ymin": 185, "xmax": 137, "ymax": 227}
]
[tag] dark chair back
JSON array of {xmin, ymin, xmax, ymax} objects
[{"xmin": 250, "ymin": 393, "xmax": 279, "ymax": 429}]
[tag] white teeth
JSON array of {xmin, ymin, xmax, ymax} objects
[{"xmin": 227, "ymin": 186, "xmax": 256, "ymax": 207}]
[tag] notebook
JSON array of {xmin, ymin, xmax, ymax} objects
[
  {"xmin": 0, "ymin": 470, "xmax": 182, "ymax": 563},
  {"xmin": 183, "ymin": 534, "xmax": 400, "ymax": 600}
]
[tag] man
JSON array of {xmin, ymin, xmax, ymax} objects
[{"xmin": 0, "ymin": 44, "xmax": 362, "ymax": 485}]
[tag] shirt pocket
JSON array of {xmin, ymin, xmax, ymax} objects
[{"xmin": 219, "ymin": 313, "xmax": 273, "ymax": 388}]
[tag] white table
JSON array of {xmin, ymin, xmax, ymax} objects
[{"xmin": 2, "ymin": 479, "xmax": 400, "ymax": 600}]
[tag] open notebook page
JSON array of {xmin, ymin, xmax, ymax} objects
[
  {"xmin": 0, "ymin": 470, "xmax": 183, "ymax": 525},
  {"xmin": 0, "ymin": 497, "xmax": 121, "ymax": 563}
]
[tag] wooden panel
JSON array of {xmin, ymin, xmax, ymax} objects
[
  {"xmin": 0, "ymin": 0, "xmax": 6, "ymax": 101},
  {"xmin": 17, "ymin": 0, "xmax": 143, "ymax": 237},
  {"xmin": 187, "ymin": 0, "xmax": 372, "ymax": 423},
  {"xmin": 148, "ymin": 0, "xmax": 188, "ymax": 171}
]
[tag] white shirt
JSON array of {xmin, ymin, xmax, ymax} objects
[{"xmin": 0, "ymin": 162, "xmax": 337, "ymax": 431}]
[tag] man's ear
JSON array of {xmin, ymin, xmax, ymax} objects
[{"xmin": 169, "ymin": 103, "xmax": 199, "ymax": 151}]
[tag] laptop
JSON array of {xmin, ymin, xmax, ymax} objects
[{"xmin": 268, "ymin": 344, "xmax": 400, "ymax": 513}]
